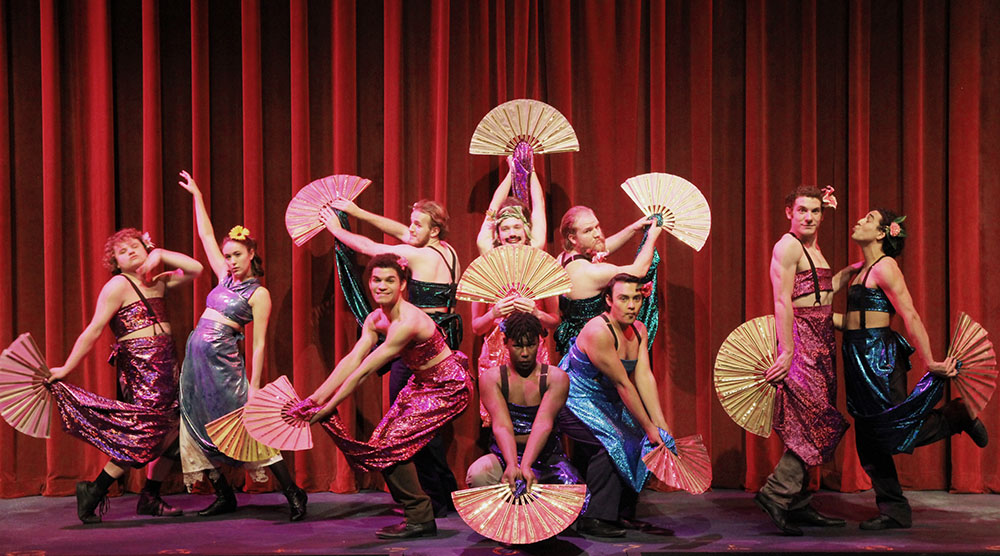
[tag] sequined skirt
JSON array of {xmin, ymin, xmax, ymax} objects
[
  {"xmin": 179, "ymin": 319, "xmax": 254, "ymax": 467},
  {"xmin": 772, "ymin": 305, "xmax": 848, "ymax": 466},
  {"xmin": 842, "ymin": 327, "xmax": 944, "ymax": 454},
  {"xmin": 320, "ymin": 351, "xmax": 472, "ymax": 472},
  {"xmin": 49, "ymin": 334, "xmax": 180, "ymax": 466}
]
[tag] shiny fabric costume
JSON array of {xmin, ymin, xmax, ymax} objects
[
  {"xmin": 319, "ymin": 329, "xmax": 472, "ymax": 472},
  {"xmin": 179, "ymin": 275, "xmax": 280, "ymax": 479},
  {"xmin": 554, "ymin": 294, "xmax": 605, "ymax": 356},
  {"xmin": 50, "ymin": 277, "xmax": 180, "ymax": 465},
  {"xmin": 842, "ymin": 256, "xmax": 962, "ymax": 526},
  {"xmin": 558, "ymin": 319, "xmax": 675, "ymax": 522}
]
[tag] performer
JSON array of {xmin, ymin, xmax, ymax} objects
[
  {"xmin": 177, "ymin": 171, "xmax": 307, "ymax": 521},
  {"xmin": 293, "ymin": 254, "xmax": 473, "ymax": 539},
  {"xmin": 321, "ymin": 199, "xmax": 461, "ymax": 516},
  {"xmin": 47, "ymin": 228, "xmax": 202, "ymax": 524},
  {"xmin": 557, "ymin": 274, "xmax": 673, "ymax": 538},
  {"xmin": 466, "ymin": 312, "xmax": 579, "ymax": 488},
  {"xmin": 471, "ymin": 155, "xmax": 559, "ymax": 422},
  {"xmin": 554, "ymin": 206, "xmax": 660, "ymax": 356},
  {"xmin": 755, "ymin": 186, "xmax": 855, "ymax": 536},
  {"xmin": 843, "ymin": 209, "xmax": 988, "ymax": 530}
]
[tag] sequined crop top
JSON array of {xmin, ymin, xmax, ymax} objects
[
  {"xmin": 847, "ymin": 256, "xmax": 896, "ymax": 315},
  {"xmin": 110, "ymin": 298, "xmax": 169, "ymax": 338},
  {"xmin": 400, "ymin": 328, "xmax": 449, "ymax": 369},
  {"xmin": 206, "ymin": 275, "xmax": 260, "ymax": 327},
  {"xmin": 792, "ymin": 268, "xmax": 833, "ymax": 299}
]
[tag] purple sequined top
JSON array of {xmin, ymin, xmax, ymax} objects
[
  {"xmin": 110, "ymin": 298, "xmax": 169, "ymax": 339},
  {"xmin": 206, "ymin": 275, "xmax": 260, "ymax": 327},
  {"xmin": 400, "ymin": 329, "xmax": 448, "ymax": 369},
  {"xmin": 792, "ymin": 268, "xmax": 833, "ymax": 300}
]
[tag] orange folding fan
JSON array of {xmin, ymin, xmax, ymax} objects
[
  {"xmin": 946, "ymin": 312, "xmax": 997, "ymax": 417},
  {"xmin": 452, "ymin": 483, "xmax": 587, "ymax": 544},
  {"xmin": 642, "ymin": 434, "xmax": 712, "ymax": 495},
  {"xmin": 205, "ymin": 406, "xmax": 280, "ymax": 462},
  {"xmin": 285, "ymin": 174, "xmax": 372, "ymax": 246},
  {"xmin": 620, "ymin": 173, "xmax": 712, "ymax": 252},
  {"xmin": 469, "ymin": 99, "xmax": 580, "ymax": 156},
  {"xmin": 714, "ymin": 315, "xmax": 778, "ymax": 437},
  {"xmin": 243, "ymin": 376, "xmax": 313, "ymax": 451},
  {"xmin": 456, "ymin": 244, "xmax": 571, "ymax": 304},
  {"xmin": 0, "ymin": 333, "xmax": 53, "ymax": 439}
]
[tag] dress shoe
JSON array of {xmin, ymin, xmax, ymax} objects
[
  {"xmin": 197, "ymin": 477, "xmax": 237, "ymax": 517},
  {"xmin": 966, "ymin": 418, "xmax": 989, "ymax": 448},
  {"xmin": 788, "ymin": 505, "xmax": 846, "ymax": 527},
  {"xmin": 136, "ymin": 490, "xmax": 182, "ymax": 517},
  {"xmin": 375, "ymin": 520, "xmax": 438, "ymax": 539},
  {"xmin": 283, "ymin": 485, "xmax": 308, "ymax": 522},
  {"xmin": 577, "ymin": 517, "xmax": 626, "ymax": 538},
  {"xmin": 76, "ymin": 481, "xmax": 109, "ymax": 525},
  {"xmin": 860, "ymin": 514, "xmax": 909, "ymax": 530},
  {"xmin": 754, "ymin": 492, "xmax": 802, "ymax": 536},
  {"xmin": 618, "ymin": 517, "xmax": 655, "ymax": 531}
]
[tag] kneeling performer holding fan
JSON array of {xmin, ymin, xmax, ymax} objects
[{"xmin": 291, "ymin": 254, "xmax": 473, "ymax": 539}]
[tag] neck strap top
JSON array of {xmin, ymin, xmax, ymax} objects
[
  {"xmin": 109, "ymin": 276, "xmax": 168, "ymax": 338},
  {"xmin": 561, "ymin": 253, "xmax": 590, "ymax": 267},
  {"xmin": 500, "ymin": 363, "xmax": 549, "ymax": 401},
  {"xmin": 400, "ymin": 327, "xmax": 449, "ymax": 369},
  {"xmin": 847, "ymin": 255, "xmax": 896, "ymax": 328},
  {"xmin": 600, "ymin": 313, "xmax": 639, "ymax": 352},
  {"xmin": 408, "ymin": 244, "xmax": 458, "ymax": 310},
  {"xmin": 787, "ymin": 233, "xmax": 832, "ymax": 304},
  {"xmin": 206, "ymin": 275, "xmax": 260, "ymax": 327},
  {"xmin": 499, "ymin": 364, "xmax": 548, "ymax": 436}
]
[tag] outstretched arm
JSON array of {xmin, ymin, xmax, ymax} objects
[
  {"xmin": 631, "ymin": 323, "xmax": 670, "ymax": 433},
  {"xmin": 137, "ymin": 248, "xmax": 204, "ymax": 288},
  {"xmin": 320, "ymin": 206, "xmax": 416, "ymax": 259},
  {"xmin": 330, "ymin": 199, "xmax": 409, "ymax": 242},
  {"xmin": 605, "ymin": 216, "xmax": 650, "ymax": 254},
  {"xmin": 178, "ymin": 171, "xmax": 227, "ymax": 280},
  {"xmin": 832, "ymin": 260, "xmax": 863, "ymax": 293},
  {"xmin": 765, "ymin": 236, "xmax": 799, "ymax": 383},
  {"xmin": 528, "ymin": 170, "xmax": 547, "ymax": 250},
  {"xmin": 308, "ymin": 316, "xmax": 380, "ymax": 405},
  {"xmin": 481, "ymin": 366, "xmax": 521, "ymax": 487},
  {"xmin": 519, "ymin": 367, "xmax": 569, "ymax": 488},
  {"xmin": 476, "ymin": 160, "xmax": 516, "ymax": 254},
  {"xmin": 48, "ymin": 278, "xmax": 126, "ymax": 381}
]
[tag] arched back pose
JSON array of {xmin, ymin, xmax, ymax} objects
[
  {"xmin": 48, "ymin": 228, "xmax": 202, "ymax": 524},
  {"xmin": 177, "ymin": 171, "xmax": 307, "ymax": 521},
  {"xmin": 842, "ymin": 209, "xmax": 987, "ymax": 530},
  {"xmin": 293, "ymin": 254, "xmax": 473, "ymax": 539}
]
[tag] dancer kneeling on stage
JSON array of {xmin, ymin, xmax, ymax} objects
[
  {"xmin": 843, "ymin": 209, "xmax": 988, "ymax": 530},
  {"xmin": 292, "ymin": 254, "xmax": 473, "ymax": 539},
  {"xmin": 48, "ymin": 228, "xmax": 202, "ymax": 524},
  {"xmin": 557, "ymin": 273, "xmax": 673, "ymax": 538},
  {"xmin": 466, "ymin": 312, "xmax": 580, "ymax": 489}
]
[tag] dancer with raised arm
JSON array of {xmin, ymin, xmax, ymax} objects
[
  {"xmin": 47, "ymin": 228, "xmax": 202, "ymax": 524},
  {"xmin": 755, "ymin": 186, "xmax": 855, "ymax": 536},
  {"xmin": 177, "ymin": 171, "xmax": 307, "ymax": 521},
  {"xmin": 843, "ymin": 209, "xmax": 988, "ymax": 530},
  {"xmin": 292, "ymin": 254, "xmax": 473, "ymax": 539}
]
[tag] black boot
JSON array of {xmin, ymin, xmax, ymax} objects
[
  {"xmin": 283, "ymin": 485, "xmax": 308, "ymax": 522},
  {"xmin": 136, "ymin": 489, "xmax": 183, "ymax": 517},
  {"xmin": 75, "ymin": 481, "xmax": 109, "ymax": 525},
  {"xmin": 197, "ymin": 474, "xmax": 237, "ymax": 517}
]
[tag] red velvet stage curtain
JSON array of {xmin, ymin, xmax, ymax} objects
[{"xmin": 1, "ymin": 0, "xmax": 998, "ymax": 499}]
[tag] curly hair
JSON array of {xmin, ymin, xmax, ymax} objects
[
  {"xmin": 876, "ymin": 208, "xmax": 906, "ymax": 257},
  {"xmin": 222, "ymin": 234, "xmax": 265, "ymax": 277},
  {"xmin": 784, "ymin": 185, "xmax": 824, "ymax": 209},
  {"xmin": 103, "ymin": 228, "xmax": 150, "ymax": 274},
  {"xmin": 502, "ymin": 311, "xmax": 546, "ymax": 343},
  {"xmin": 365, "ymin": 253, "xmax": 413, "ymax": 285}
]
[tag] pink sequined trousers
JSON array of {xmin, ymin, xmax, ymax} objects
[
  {"xmin": 772, "ymin": 305, "xmax": 848, "ymax": 466},
  {"xmin": 321, "ymin": 351, "xmax": 472, "ymax": 472},
  {"xmin": 48, "ymin": 335, "xmax": 180, "ymax": 466}
]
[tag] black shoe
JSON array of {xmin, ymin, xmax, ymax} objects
[
  {"xmin": 967, "ymin": 418, "xmax": 989, "ymax": 448},
  {"xmin": 577, "ymin": 517, "xmax": 626, "ymax": 538},
  {"xmin": 860, "ymin": 514, "xmax": 909, "ymax": 530},
  {"xmin": 375, "ymin": 520, "xmax": 437, "ymax": 539},
  {"xmin": 283, "ymin": 485, "xmax": 308, "ymax": 522},
  {"xmin": 618, "ymin": 517, "xmax": 654, "ymax": 531},
  {"xmin": 788, "ymin": 505, "xmax": 846, "ymax": 527},
  {"xmin": 754, "ymin": 492, "xmax": 802, "ymax": 536},
  {"xmin": 75, "ymin": 481, "xmax": 109, "ymax": 525},
  {"xmin": 136, "ymin": 490, "xmax": 183, "ymax": 517},
  {"xmin": 197, "ymin": 476, "xmax": 237, "ymax": 517}
]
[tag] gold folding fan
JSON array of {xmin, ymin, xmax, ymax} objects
[
  {"xmin": 456, "ymin": 244, "xmax": 571, "ymax": 304},
  {"xmin": 714, "ymin": 315, "xmax": 778, "ymax": 437},
  {"xmin": 642, "ymin": 434, "xmax": 712, "ymax": 495},
  {"xmin": 206, "ymin": 406, "xmax": 280, "ymax": 462},
  {"xmin": 469, "ymin": 99, "xmax": 580, "ymax": 156},
  {"xmin": 946, "ymin": 312, "xmax": 997, "ymax": 417},
  {"xmin": 620, "ymin": 173, "xmax": 712, "ymax": 252},
  {"xmin": 285, "ymin": 174, "xmax": 372, "ymax": 246},
  {"xmin": 0, "ymin": 333, "xmax": 53, "ymax": 439},
  {"xmin": 452, "ymin": 483, "xmax": 587, "ymax": 545},
  {"xmin": 244, "ymin": 376, "xmax": 313, "ymax": 451}
]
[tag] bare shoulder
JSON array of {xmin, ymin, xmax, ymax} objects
[
  {"xmin": 546, "ymin": 364, "xmax": 569, "ymax": 387},
  {"xmin": 249, "ymin": 284, "xmax": 271, "ymax": 303},
  {"xmin": 872, "ymin": 256, "xmax": 902, "ymax": 282},
  {"xmin": 772, "ymin": 234, "xmax": 801, "ymax": 259},
  {"xmin": 631, "ymin": 318, "xmax": 649, "ymax": 339}
]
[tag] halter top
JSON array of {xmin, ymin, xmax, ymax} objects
[
  {"xmin": 400, "ymin": 328, "xmax": 449, "ymax": 369},
  {"xmin": 110, "ymin": 298, "xmax": 169, "ymax": 338},
  {"xmin": 847, "ymin": 256, "xmax": 896, "ymax": 320},
  {"xmin": 787, "ymin": 232, "xmax": 832, "ymax": 304},
  {"xmin": 206, "ymin": 275, "xmax": 260, "ymax": 326},
  {"xmin": 500, "ymin": 364, "xmax": 549, "ymax": 436}
]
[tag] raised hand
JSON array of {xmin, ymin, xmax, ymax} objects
[
  {"xmin": 329, "ymin": 199, "xmax": 359, "ymax": 215},
  {"xmin": 178, "ymin": 170, "xmax": 202, "ymax": 196},
  {"xmin": 318, "ymin": 206, "xmax": 342, "ymax": 232},
  {"xmin": 136, "ymin": 248, "xmax": 163, "ymax": 277}
]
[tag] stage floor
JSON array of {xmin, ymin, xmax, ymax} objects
[{"xmin": 1, "ymin": 488, "xmax": 998, "ymax": 555}]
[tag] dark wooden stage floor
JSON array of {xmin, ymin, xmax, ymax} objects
[{"xmin": 2, "ymin": 488, "xmax": 998, "ymax": 555}]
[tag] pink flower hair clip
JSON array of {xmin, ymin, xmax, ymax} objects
[
  {"xmin": 821, "ymin": 186, "xmax": 838, "ymax": 210},
  {"xmin": 640, "ymin": 282, "xmax": 654, "ymax": 298},
  {"xmin": 140, "ymin": 232, "xmax": 155, "ymax": 250}
]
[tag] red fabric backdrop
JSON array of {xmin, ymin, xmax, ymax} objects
[{"xmin": 1, "ymin": 0, "xmax": 998, "ymax": 498}]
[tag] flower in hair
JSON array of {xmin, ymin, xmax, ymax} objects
[
  {"xmin": 140, "ymin": 232, "xmax": 155, "ymax": 250},
  {"xmin": 821, "ymin": 186, "xmax": 838, "ymax": 210},
  {"xmin": 229, "ymin": 225, "xmax": 251, "ymax": 241},
  {"xmin": 590, "ymin": 251, "xmax": 608, "ymax": 264},
  {"xmin": 396, "ymin": 256, "xmax": 409, "ymax": 270},
  {"xmin": 883, "ymin": 215, "xmax": 907, "ymax": 239},
  {"xmin": 640, "ymin": 282, "xmax": 654, "ymax": 298}
]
